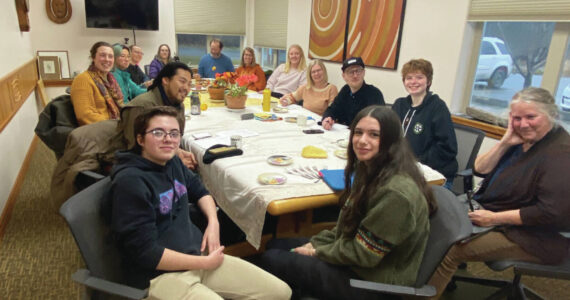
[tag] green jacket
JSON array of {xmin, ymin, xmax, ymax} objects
[
  {"xmin": 311, "ymin": 174, "xmax": 430, "ymax": 286},
  {"xmin": 111, "ymin": 68, "xmax": 146, "ymax": 103}
]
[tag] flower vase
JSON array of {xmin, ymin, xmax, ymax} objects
[
  {"xmin": 225, "ymin": 94, "xmax": 247, "ymax": 109},
  {"xmin": 208, "ymin": 86, "xmax": 225, "ymax": 100}
]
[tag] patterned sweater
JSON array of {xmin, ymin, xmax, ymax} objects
[{"xmin": 311, "ymin": 174, "xmax": 430, "ymax": 285}]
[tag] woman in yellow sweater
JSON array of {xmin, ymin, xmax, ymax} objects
[
  {"xmin": 279, "ymin": 59, "xmax": 338, "ymax": 116},
  {"xmin": 235, "ymin": 47, "xmax": 266, "ymax": 91},
  {"xmin": 71, "ymin": 41, "xmax": 124, "ymax": 126}
]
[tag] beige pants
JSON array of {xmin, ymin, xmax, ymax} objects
[
  {"xmin": 427, "ymin": 231, "xmax": 541, "ymax": 299},
  {"xmin": 146, "ymin": 255, "xmax": 291, "ymax": 300}
]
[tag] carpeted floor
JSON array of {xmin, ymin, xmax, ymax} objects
[
  {"xmin": 0, "ymin": 141, "xmax": 567, "ymax": 299},
  {"xmin": 0, "ymin": 141, "xmax": 82, "ymax": 299}
]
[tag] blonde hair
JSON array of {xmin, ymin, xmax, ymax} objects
[
  {"xmin": 510, "ymin": 87, "xmax": 559, "ymax": 126},
  {"xmin": 284, "ymin": 44, "xmax": 307, "ymax": 73},
  {"xmin": 306, "ymin": 60, "xmax": 328, "ymax": 89},
  {"xmin": 240, "ymin": 47, "xmax": 257, "ymax": 68}
]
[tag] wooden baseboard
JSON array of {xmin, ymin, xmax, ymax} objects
[{"xmin": 0, "ymin": 136, "xmax": 39, "ymax": 244}]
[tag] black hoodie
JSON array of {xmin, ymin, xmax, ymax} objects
[
  {"xmin": 110, "ymin": 151, "xmax": 209, "ymax": 289},
  {"xmin": 392, "ymin": 92, "xmax": 458, "ymax": 181}
]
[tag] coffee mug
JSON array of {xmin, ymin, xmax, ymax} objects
[{"xmin": 297, "ymin": 114, "xmax": 307, "ymax": 126}]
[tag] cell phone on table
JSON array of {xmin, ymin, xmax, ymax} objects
[{"xmin": 303, "ymin": 129, "xmax": 324, "ymax": 134}]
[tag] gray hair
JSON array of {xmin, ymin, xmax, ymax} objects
[{"xmin": 510, "ymin": 87, "xmax": 559, "ymax": 126}]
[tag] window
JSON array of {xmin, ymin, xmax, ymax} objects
[
  {"xmin": 554, "ymin": 38, "xmax": 570, "ymax": 129},
  {"xmin": 467, "ymin": 22, "xmax": 570, "ymax": 128},
  {"xmin": 255, "ymin": 47, "xmax": 287, "ymax": 71},
  {"xmin": 176, "ymin": 34, "xmax": 244, "ymax": 67}
]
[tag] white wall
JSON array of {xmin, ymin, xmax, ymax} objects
[
  {"xmin": 29, "ymin": 0, "xmax": 176, "ymax": 78},
  {"xmin": 287, "ymin": 0, "xmax": 471, "ymax": 106},
  {"xmin": 0, "ymin": 2, "xmax": 37, "ymax": 214}
]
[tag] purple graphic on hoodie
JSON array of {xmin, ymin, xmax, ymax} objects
[{"xmin": 158, "ymin": 180, "xmax": 188, "ymax": 215}]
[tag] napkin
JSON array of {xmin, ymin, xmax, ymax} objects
[{"xmin": 301, "ymin": 145, "xmax": 328, "ymax": 158}]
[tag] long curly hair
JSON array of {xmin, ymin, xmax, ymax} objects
[{"xmin": 339, "ymin": 106, "xmax": 437, "ymax": 235}]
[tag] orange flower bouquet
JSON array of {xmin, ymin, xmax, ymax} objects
[
  {"xmin": 212, "ymin": 72, "xmax": 235, "ymax": 88},
  {"xmin": 228, "ymin": 73, "xmax": 258, "ymax": 97}
]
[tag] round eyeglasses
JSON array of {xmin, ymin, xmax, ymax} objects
[{"xmin": 145, "ymin": 128, "xmax": 181, "ymax": 139}]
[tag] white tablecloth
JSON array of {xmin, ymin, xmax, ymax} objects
[{"xmin": 182, "ymin": 105, "xmax": 445, "ymax": 248}]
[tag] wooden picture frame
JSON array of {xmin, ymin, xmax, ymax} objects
[
  {"xmin": 38, "ymin": 56, "xmax": 61, "ymax": 80},
  {"xmin": 309, "ymin": 0, "xmax": 407, "ymax": 70},
  {"xmin": 37, "ymin": 50, "xmax": 70, "ymax": 78}
]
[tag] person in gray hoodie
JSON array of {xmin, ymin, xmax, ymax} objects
[{"xmin": 392, "ymin": 59, "xmax": 457, "ymax": 188}]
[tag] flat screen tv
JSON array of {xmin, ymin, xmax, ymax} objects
[{"xmin": 85, "ymin": 0, "xmax": 159, "ymax": 31}]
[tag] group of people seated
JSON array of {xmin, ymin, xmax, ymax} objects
[{"xmin": 63, "ymin": 39, "xmax": 569, "ymax": 299}]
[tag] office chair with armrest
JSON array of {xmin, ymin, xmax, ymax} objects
[
  {"xmin": 452, "ymin": 123, "xmax": 485, "ymax": 196},
  {"xmin": 350, "ymin": 185, "xmax": 473, "ymax": 297},
  {"xmin": 60, "ymin": 177, "xmax": 148, "ymax": 299},
  {"xmin": 453, "ymin": 232, "xmax": 570, "ymax": 300}
]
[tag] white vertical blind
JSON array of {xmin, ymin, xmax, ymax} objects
[
  {"xmin": 469, "ymin": 0, "xmax": 570, "ymax": 21},
  {"xmin": 254, "ymin": 0, "xmax": 288, "ymax": 48},
  {"xmin": 174, "ymin": 0, "xmax": 247, "ymax": 35}
]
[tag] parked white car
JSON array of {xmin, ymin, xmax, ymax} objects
[
  {"xmin": 561, "ymin": 84, "xmax": 570, "ymax": 111},
  {"xmin": 475, "ymin": 37, "xmax": 513, "ymax": 88}
]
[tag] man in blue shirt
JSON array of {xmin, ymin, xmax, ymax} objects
[{"xmin": 197, "ymin": 39, "xmax": 235, "ymax": 78}]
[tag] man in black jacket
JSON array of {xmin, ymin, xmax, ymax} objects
[{"xmin": 322, "ymin": 57, "xmax": 385, "ymax": 129}]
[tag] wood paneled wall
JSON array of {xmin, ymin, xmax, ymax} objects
[{"xmin": 0, "ymin": 59, "xmax": 38, "ymax": 133}]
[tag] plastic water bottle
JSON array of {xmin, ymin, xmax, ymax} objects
[{"xmin": 190, "ymin": 92, "xmax": 201, "ymax": 115}]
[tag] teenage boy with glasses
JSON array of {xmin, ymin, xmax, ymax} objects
[
  {"xmin": 322, "ymin": 57, "xmax": 385, "ymax": 130},
  {"xmin": 109, "ymin": 106, "xmax": 291, "ymax": 299}
]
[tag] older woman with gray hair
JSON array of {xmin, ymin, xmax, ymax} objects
[{"xmin": 427, "ymin": 87, "xmax": 570, "ymax": 298}]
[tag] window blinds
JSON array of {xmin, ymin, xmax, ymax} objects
[
  {"xmin": 174, "ymin": 0, "xmax": 246, "ymax": 35},
  {"xmin": 469, "ymin": 0, "xmax": 570, "ymax": 21},
  {"xmin": 254, "ymin": 0, "xmax": 288, "ymax": 49}
]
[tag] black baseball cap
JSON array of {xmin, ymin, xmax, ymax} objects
[{"xmin": 342, "ymin": 57, "xmax": 365, "ymax": 71}]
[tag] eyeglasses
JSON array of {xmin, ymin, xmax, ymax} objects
[
  {"xmin": 345, "ymin": 68, "xmax": 364, "ymax": 76},
  {"xmin": 145, "ymin": 128, "xmax": 181, "ymax": 139}
]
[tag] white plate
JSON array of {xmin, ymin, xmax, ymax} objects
[
  {"xmin": 257, "ymin": 173, "xmax": 287, "ymax": 185},
  {"xmin": 334, "ymin": 149, "xmax": 348, "ymax": 159},
  {"xmin": 227, "ymin": 107, "xmax": 245, "ymax": 113},
  {"xmin": 267, "ymin": 155, "xmax": 293, "ymax": 166},
  {"xmin": 210, "ymin": 99, "xmax": 225, "ymax": 103},
  {"xmin": 336, "ymin": 139, "xmax": 349, "ymax": 148}
]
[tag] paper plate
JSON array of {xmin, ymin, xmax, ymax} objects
[
  {"xmin": 257, "ymin": 173, "xmax": 287, "ymax": 185},
  {"xmin": 210, "ymin": 99, "xmax": 225, "ymax": 103},
  {"xmin": 334, "ymin": 149, "xmax": 348, "ymax": 159},
  {"xmin": 336, "ymin": 139, "xmax": 349, "ymax": 148},
  {"xmin": 285, "ymin": 117, "xmax": 297, "ymax": 123},
  {"xmin": 227, "ymin": 107, "xmax": 245, "ymax": 113},
  {"xmin": 267, "ymin": 155, "xmax": 293, "ymax": 166},
  {"xmin": 273, "ymin": 107, "xmax": 289, "ymax": 113}
]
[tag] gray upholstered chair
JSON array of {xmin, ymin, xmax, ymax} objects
[
  {"xmin": 452, "ymin": 123, "xmax": 485, "ymax": 196},
  {"xmin": 60, "ymin": 177, "xmax": 148, "ymax": 299}
]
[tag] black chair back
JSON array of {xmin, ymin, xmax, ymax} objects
[
  {"xmin": 60, "ymin": 177, "xmax": 125, "ymax": 284},
  {"xmin": 452, "ymin": 123, "xmax": 485, "ymax": 195},
  {"xmin": 414, "ymin": 185, "xmax": 473, "ymax": 286}
]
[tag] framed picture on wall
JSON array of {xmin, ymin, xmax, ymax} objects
[
  {"xmin": 309, "ymin": 0, "xmax": 407, "ymax": 70},
  {"xmin": 38, "ymin": 56, "xmax": 61, "ymax": 80},
  {"xmin": 37, "ymin": 50, "xmax": 71, "ymax": 78}
]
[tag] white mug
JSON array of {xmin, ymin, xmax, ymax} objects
[{"xmin": 297, "ymin": 114, "xmax": 307, "ymax": 126}]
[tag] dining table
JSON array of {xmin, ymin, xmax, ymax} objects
[{"xmin": 182, "ymin": 91, "xmax": 446, "ymax": 249}]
